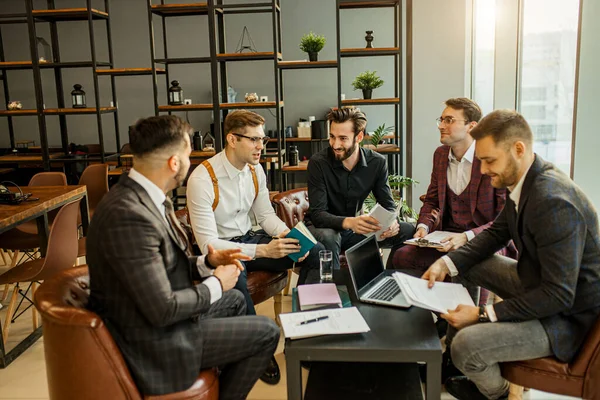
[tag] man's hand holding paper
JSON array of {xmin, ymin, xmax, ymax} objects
[{"xmin": 441, "ymin": 304, "xmax": 479, "ymax": 330}]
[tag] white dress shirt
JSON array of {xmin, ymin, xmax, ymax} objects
[
  {"xmin": 186, "ymin": 151, "xmax": 289, "ymax": 259},
  {"xmin": 128, "ymin": 168, "xmax": 222, "ymax": 304},
  {"xmin": 441, "ymin": 161, "xmax": 533, "ymax": 322},
  {"xmin": 417, "ymin": 141, "xmax": 476, "ymax": 240}
]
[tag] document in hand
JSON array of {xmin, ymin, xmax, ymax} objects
[
  {"xmin": 298, "ymin": 283, "xmax": 342, "ymax": 311},
  {"xmin": 366, "ymin": 203, "xmax": 397, "ymax": 241},
  {"xmin": 285, "ymin": 221, "xmax": 317, "ymax": 262},
  {"xmin": 279, "ymin": 306, "xmax": 370, "ymax": 340},
  {"xmin": 404, "ymin": 230, "xmax": 456, "ymax": 248},
  {"xmin": 392, "ymin": 272, "xmax": 474, "ymax": 314}
]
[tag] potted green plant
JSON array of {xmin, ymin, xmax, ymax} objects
[
  {"xmin": 367, "ymin": 123, "xmax": 394, "ymax": 147},
  {"xmin": 299, "ymin": 31, "xmax": 326, "ymax": 62},
  {"xmin": 352, "ymin": 70, "xmax": 384, "ymax": 100},
  {"xmin": 363, "ymin": 174, "xmax": 419, "ymax": 222}
]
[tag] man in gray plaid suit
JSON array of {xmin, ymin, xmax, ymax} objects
[
  {"xmin": 87, "ymin": 115, "xmax": 280, "ymax": 399},
  {"xmin": 423, "ymin": 110, "xmax": 600, "ymax": 400}
]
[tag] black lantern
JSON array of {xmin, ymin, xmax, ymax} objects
[
  {"xmin": 168, "ymin": 80, "xmax": 183, "ymax": 105},
  {"xmin": 71, "ymin": 84, "xmax": 86, "ymax": 108}
]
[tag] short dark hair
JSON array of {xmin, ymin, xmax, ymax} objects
[
  {"xmin": 444, "ymin": 97, "xmax": 482, "ymax": 123},
  {"xmin": 223, "ymin": 110, "xmax": 265, "ymax": 141},
  {"xmin": 326, "ymin": 107, "xmax": 368, "ymax": 138},
  {"xmin": 470, "ymin": 109, "xmax": 533, "ymax": 147},
  {"xmin": 129, "ymin": 115, "xmax": 192, "ymax": 157}
]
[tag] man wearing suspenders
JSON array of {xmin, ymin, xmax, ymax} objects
[{"xmin": 186, "ymin": 110, "xmax": 323, "ymax": 385}]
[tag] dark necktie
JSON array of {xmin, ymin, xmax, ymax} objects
[{"xmin": 163, "ymin": 197, "xmax": 192, "ymax": 256}]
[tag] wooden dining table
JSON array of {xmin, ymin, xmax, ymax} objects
[{"xmin": 0, "ymin": 185, "xmax": 88, "ymax": 368}]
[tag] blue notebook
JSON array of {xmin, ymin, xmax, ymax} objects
[{"xmin": 285, "ymin": 221, "xmax": 317, "ymax": 262}]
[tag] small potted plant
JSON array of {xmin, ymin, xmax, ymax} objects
[
  {"xmin": 352, "ymin": 70, "xmax": 384, "ymax": 100},
  {"xmin": 299, "ymin": 31, "xmax": 326, "ymax": 62}
]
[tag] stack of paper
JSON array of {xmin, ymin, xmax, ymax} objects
[
  {"xmin": 298, "ymin": 283, "xmax": 342, "ymax": 311},
  {"xmin": 366, "ymin": 203, "xmax": 397, "ymax": 241},
  {"xmin": 279, "ymin": 307, "xmax": 370, "ymax": 340},
  {"xmin": 404, "ymin": 230, "xmax": 456, "ymax": 248},
  {"xmin": 392, "ymin": 272, "xmax": 474, "ymax": 314}
]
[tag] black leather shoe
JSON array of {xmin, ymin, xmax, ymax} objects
[
  {"xmin": 445, "ymin": 376, "xmax": 508, "ymax": 400},
  {"xmin": 260, "ymin": 356, "xmax": 281, "ymax": 385},
  {"xmin": 442, "ymin": 350, "xmax": 463, "ymax": 384}
]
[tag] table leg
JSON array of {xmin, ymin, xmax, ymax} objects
[
  {"xmin": 426, "ymin": 359, "xmax": 442, "ymax": 400},
  {"xmin": 80, "ymin": 194, "xmax": 90, "ymax": 235},
  {"xmin": 286, "ymin": 355, "xmax": 303, "ymax": 400},
  {"xmin": 36, "ymin": 213, "xmax": 49, "ymax": 257}
]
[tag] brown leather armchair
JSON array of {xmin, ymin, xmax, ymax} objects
[
  {"xmin": 34, "ymin": 266, "xmax": 219, "ymax": 400},
  {"xmin": 174, "ymin": 208, "xmax": 287, "ymax": 319},
  {"xmin": 501, "ymin": 316, "xmax": 600, "ymax": 399}
]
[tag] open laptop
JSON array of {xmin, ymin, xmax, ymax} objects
[{"xmin": 346, "ymin": 235, "xmax": 411, "ymax": 308}]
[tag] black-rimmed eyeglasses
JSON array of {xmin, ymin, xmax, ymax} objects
[
  {"xmin": 231, "ymin": 133, "xmax": 270, "ymax": 146},
  {"xmin": 436, "ymin": 116, "xmax": 468, "ymax": 127}
]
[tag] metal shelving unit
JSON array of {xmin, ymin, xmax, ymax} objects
[
  {"xmin": 0, "ymin": 1, "xmax": 122, "ymax": 170},
  {"xmin": 147, "ymin": 0, "xmax": 285, "ymax": 188}
]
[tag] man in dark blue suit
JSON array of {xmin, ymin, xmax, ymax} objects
[{"xmin": 423, "ymin": 109, "xmax": 600, "ymax": 400}]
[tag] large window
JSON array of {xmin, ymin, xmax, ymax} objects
[
  {"xmin": 518, "ymin": 0, "xmax": 580, "ymax": 173},
  {"xmin": 472, "ymin": 0, "xmax": 496, "ymax": 115}
]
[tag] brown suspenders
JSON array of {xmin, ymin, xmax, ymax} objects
[{"xmin": 201, "ymin": 160, "xmax": 258, "ymax": 211}]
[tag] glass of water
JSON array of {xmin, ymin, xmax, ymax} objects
[{"xmin": 319, "ymin": 250, "xmax": 333, "ymax": 282}]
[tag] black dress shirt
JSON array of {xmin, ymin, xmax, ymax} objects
[{"xmin": 306, "ymin": 146, "xmax": 396, "ymax": 230}]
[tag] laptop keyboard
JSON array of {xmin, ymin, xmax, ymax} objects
[{"xmin": 367, "ymin": 278, "xmax": 401, "ymax": 302}]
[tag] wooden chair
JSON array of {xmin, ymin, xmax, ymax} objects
[
  {"xmin": 34, "ymin": 266, "xmax": 219, "ymax": 400},
  {"xmin": 0, "ymin": 198, "xmax": 81, "ymax": 344},
  {"xmin": 0, "ymin": 172, "xmax": 68, "ymax": 301}
]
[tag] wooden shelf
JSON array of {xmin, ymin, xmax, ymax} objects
[
  {"xmin": 150, "ymin": 3, "xmax": 213, "ymax": 17},
  {"xmin": 0, "ymin": 13, "xmax": 27, "ymax": 25},
  {"xmin": 340, "ymin": 47, "xmax": 401, "ymax": 57},
  {"xmin": 339, "ymin": 0, "xmax": 399, "ymax": 9},
  {"xmin": 158, "ymin": 104, "xmax": 213, "ymax": 112},
  {"xmin": 363, "ymin": 133, "xmax": 395, "ymax": 140},
  {"xmin": 278, "ymin": 60, "xmax": 338, "ymax": 69},
  {"xmin": 220, "ymin": 2, "xmax": 280, "ymax": 14},
  {"xmin": 32, "ymin": 8, "xmax": 109, "ymax": 22},
  {"xmin": 362, "ymin": 144, "xmax": 400, "ymax": 153},
  {"xmin": 267, "ymin": 137, "xmax": 328, "ymax": 143},
  {"xmin": 96, "ymin": 68, "xmax": 166, "ymax": 76},
  {"xmin": 44, "ymin": 107, "xmax": 117, "ymax": 115},
  {"xmin": 342, "ymin": 98, "xmax": 400, "ymax": 106},
  {"xmin": 155, "ymin": 57, "xmax": 211, "ymax": 65},
  {"xmin": 217, "ymin": 52, "xmax": 282, "ymax": 62},
  {"xmin": 0, "ymin": 109, "xmax": 37, "ymax": 116},
  {"xmin": 220, "ymin": 101, "xmax": 283, "ymax": 110},
  {"xmin": 0, "ymin": 61, "xmax": 111, "ymax": 70},
  {"xmin": 281, "ymin": 160, "xmax": 308, "ymax": 172},
  {"xmin": 0, "ymin": 152, "xmax": 65, "ymax": 163}
]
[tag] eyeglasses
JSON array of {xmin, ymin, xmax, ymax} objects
[
  {"xmin": 436, "ymin": 116, "xmax": 468, "ymax": 127},
  {"xmin": 231, "ymin": 133, "xmax": 270, "ymax": 146}
]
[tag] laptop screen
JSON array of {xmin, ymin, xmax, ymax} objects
[{"xmin": 346, "ymin": 236, "xmax": 385, "ymax": 291}]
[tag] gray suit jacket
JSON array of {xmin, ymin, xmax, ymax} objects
[
  {"xmin": 448, "ymin": 155, "xmax": 600, "ymax": 362},
  {"xmin": 87, "ymin": 174, "xmax": 212, "ymax": 394}
]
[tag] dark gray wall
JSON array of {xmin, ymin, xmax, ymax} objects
[{"xmin": 0, "ymin": 0, "xmax": 397, "ymax": 152}]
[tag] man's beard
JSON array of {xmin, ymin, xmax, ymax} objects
[
  {"xmin": 174, "ymin": 163, "xmax": 188, "ymax": 188},
  {"xmin": 492, "ymin": 155, "xmax": 520, "ymax": 188},
  {"xmin": 333, "ymin": 142, "xmax": 358, "ymax": 161}
]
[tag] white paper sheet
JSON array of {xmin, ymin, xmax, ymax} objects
[
  {"xmin": 278, "ymin": 306, "xmax": 370, "ymax": 340},
  {"xmin": 392, "ymin": 272, "xmax": 475, "ymax": 314}
]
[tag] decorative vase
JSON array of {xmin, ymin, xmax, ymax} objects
[
  {"xmin": 7, "ymin": 101, "xmax": 22, "ymax": 110},
  {"xmin": 362, "ymin": 89, "xmax": 373, "ymax": 100},
  {"xmin": 308, "ymin": 52, "xmax": 318, "ymax": 62},
  {"xmin": 365, "ymin": 31, "xmax": 374, "ymax": 48},
  {"xmin": 245, "ymin": 92, "xmax": 258, "ymax": 103}
]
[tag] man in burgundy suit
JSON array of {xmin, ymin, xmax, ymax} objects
[{"xmin": 392, "ymin": 98, "xmax": 510, "ymax": 278}]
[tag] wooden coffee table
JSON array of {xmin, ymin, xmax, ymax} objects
[{"xmin": 284, "ymin": 269, "xmax": 442, "ymax": 399}]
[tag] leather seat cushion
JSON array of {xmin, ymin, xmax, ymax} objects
[
  {"xmin": 144, "ymin": 369, "xmax": 219, "ymax": 400},
  {"xmin": 501, "ymin": 358, "xmax": 583, "ymax": 398},
  {"xmin": 247, "ymin": 270, "xmax": 288, "ymax": 305}
]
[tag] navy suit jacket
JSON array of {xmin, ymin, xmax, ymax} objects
[{"xmin": 448, "ymin": 155, "xmax": 600, "ymax": 362}]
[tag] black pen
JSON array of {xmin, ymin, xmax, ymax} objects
[{"xmin": 298, "ymin": 316, "xmax": 329, "ymax": 325}]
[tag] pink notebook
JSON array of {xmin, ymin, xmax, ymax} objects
[{"xmin": 297, "ymin": 283, "xmax": 342, "ymax": 311}]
